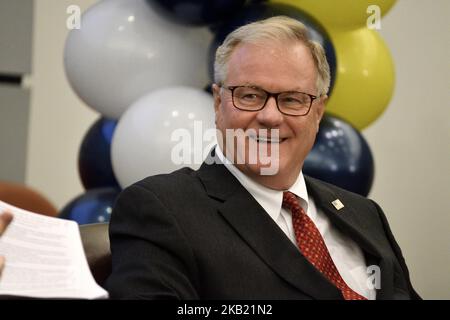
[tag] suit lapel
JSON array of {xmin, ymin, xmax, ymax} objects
[
  {"xmin": 197, "ymin": 156, "xmax": 342, "ymax": 299},
  {"xmin": 305, "ymin": 177, "xmax": 383, "ymax": 257},
  {"xmin": 217, "ymin": 190, "xmax": 343, "ymax": 299},
  {"xmin": 305, "ymin": 176, "xmax": 395, "ymax": 299}
]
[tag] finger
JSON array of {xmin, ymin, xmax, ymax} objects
[
  {"xmin": 0, "ymin": 212, "xmax": 13, "ymax": 234},
  {"xmin": 0, "ymin": 256, "xmax": 5, "ymax": 275}
]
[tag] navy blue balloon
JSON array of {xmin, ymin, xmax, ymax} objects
[
  {"xmin": 147, "ymin": 0, "xmax": 246, "ymax": 26},
  {"xmin": 204, "ymin": 83, "xmax": 213, "ymax": 95},
  {"xmin": 78, "ymin": 117, "xmax": 120, "ymax": 190},
  {"xmin": 304, "ymin": 115, "xmax": 375, "ymax": 196},
  {"xmin": 208, "ymin": 2, "xmax": 337, "ymax": 96},
  {"xmin": 59, "ymin": 187, "xmax": 120, "ymax": 225}
]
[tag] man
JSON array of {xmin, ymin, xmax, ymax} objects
[
  {"xmin": 0, "ymin": 212, "xmax": 13, "ymax": 276},
  {"xmin": 106, "ymin": 16, "xmax": 419, "ymax": 300}
]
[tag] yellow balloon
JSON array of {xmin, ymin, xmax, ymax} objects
[
  {"xmin": 273, "ymin": 0, "xmax": 396, "ymax": 29},
  {"xmin": 325, "ymin": 28, "xmax": 395, "ymax": 129}
]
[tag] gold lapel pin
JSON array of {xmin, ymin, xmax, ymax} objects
[{"xmin": 332, "ymin": 199, "xmax": 344, "ymax": 210}]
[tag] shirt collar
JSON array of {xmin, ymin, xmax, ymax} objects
[{"xmin": 214, "ymin": 145, "xmax": 309, "ymax": 221}]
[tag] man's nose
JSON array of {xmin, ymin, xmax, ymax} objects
[{"xmin": 256, "ymin": 96, "xmax": 284, "ymax": 126}]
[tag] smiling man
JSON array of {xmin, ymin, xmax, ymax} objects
[
  {"xmin": 106, "ymin": 16, "xmax": 420, "ymax": 300},
  {"xmin": 212, "ymin": 24, "xmax": 327, "ymax": 190}
]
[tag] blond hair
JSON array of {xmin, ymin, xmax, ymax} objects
[{"xmin": 214, "ymin": 16, "xmax": 331, "ymax": 96}]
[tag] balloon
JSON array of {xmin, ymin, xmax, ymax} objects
[
  {"xmin": 112, "ymin": 86, "xmax": 216, "ymax": 188},
  {"xmin": 274, "ymin": 0, "xmax": 397, "ymax": 29},
  {"xmin": 0, "ymin": 182, "xmax": 58, "ymax": 217},
  {"xmin": 208, "ymin": 2, "xmax": 336, "ymax": 95},
  {"xmin": 204, "ymin": 83, "xmax": 213, "ymax": 95},
  {"xmin": 303, "ymin": 115, "xmax": 374, "ymax": 197},
  {"xmin": 78, "ymin": 117, "xmax": 120, "ymax": 190},
  {"xmin": 64, "ymin": 0, "xmax": 211, "ymax": 119},
  {"xmin": 59, "ymin": 188, "xmax": 120, "ymax": 225},
  {"xmin": 147, "ymin": 0, "xmax": 246, "ymax": 26},
  {"xmin": 325, "ymin": 27, "xmax": 395, "ymax": 129}
]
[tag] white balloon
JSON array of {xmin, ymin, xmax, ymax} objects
[
  {"xmin": 64, "ymin": 0, "xmax": 211, "ymax": 119},
  {"xmin": 112, "ymin": 86, "xmax": 217, "ymax": 188}
]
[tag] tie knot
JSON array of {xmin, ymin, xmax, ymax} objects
[{"xmin": 282, "ymin": 191, "xmax": 301, "ymax": 212}]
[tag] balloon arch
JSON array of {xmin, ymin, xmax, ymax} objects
[{"xmin": 62, "ymin": 0, "xmax": 396, "ymax": 223}]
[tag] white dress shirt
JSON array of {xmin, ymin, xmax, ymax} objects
[{"xmin": 215, "ymin": 145, "xmax": 375, "ymax": 299}]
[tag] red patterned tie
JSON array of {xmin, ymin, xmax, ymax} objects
[{"xmin": 282, "ymin": 191, "xmax": 367, "ymax": 300}]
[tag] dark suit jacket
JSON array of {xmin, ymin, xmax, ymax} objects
[{"xmin": 106, "ymin": 154, "xmax": 420, "ymax": 300}]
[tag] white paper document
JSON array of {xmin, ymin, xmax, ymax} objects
[{"xmin": 0, "ymin": 200, "xmax": 108, "ymax": 299}]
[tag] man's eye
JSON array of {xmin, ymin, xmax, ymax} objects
[
  {"xmin": 242, "ymin": 94, "xmax": 258, "ymax": 100},
  {"xmin": 281, "ymin": 97, "xmax": 301, "ymax": 104}
]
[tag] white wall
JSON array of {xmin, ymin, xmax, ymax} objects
[
  {"xmin": 364, "ymin": 0, "xmax": 450, "ymax": 299},
  {"xmin": 26, "ymin": 0, "xmax": 98, "ymax": 209},
  {"xmin": 26, "ymin": 0, "xmax": 449, "ymax": 298}
]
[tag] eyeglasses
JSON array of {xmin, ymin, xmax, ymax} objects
[{"xmin": 223, "ymin": 85, "xmax": 318, "ymax": 116}]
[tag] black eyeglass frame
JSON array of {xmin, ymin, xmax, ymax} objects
[{"xmin": 223, "ymin": 85, "xmax": 319, "ymax": 116}]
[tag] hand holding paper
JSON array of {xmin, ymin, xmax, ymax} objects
[{"xmin": 0, "ymin": 201, "xmax": 108, "ymax": 299}]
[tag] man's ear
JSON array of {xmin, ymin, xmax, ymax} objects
[
  {"xmin": 315, "ymin": 95, "xmax": 327, "ymax": 130},
  {"xmin": 212, "ymin": 84, "xmax": 223, "ymax": 125},
  {"xmin": 212, "ymin": 83, "xmax": 221, "ymax": 113}
]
